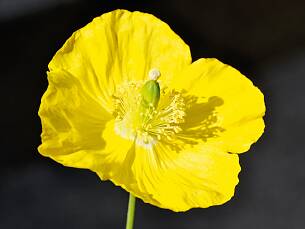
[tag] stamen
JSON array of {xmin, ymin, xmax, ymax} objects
[{"xmin": 112, "ymin": 80, "xmax": 186, "ymax": 146}]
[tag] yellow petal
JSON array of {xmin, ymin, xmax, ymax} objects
[
  {"xmin": 38, "ymin": 70, "xmax": 113, "ymax": 169},
  {"xmin": 88, "ymin": 120, "xmax": 162, "ymax": 205},
  {"xmin": 170, "ymin": 58, "xmax": 265, "ymax": 153},
  {"xmin": 48, "ymin": 9, "xmax": 191, "ymax": 111},
  {"xmin": 96, "ymin": 139, "xmax": 240, "ymax": 211}
]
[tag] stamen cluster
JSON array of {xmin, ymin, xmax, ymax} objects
[{"xmin": 113, "ymin": 81, "xmax": 186, "ymax": 146}]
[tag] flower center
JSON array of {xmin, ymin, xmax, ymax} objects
[{"xmin": 112, "ymin": 73, "xmax": 185, "ymax": 146}]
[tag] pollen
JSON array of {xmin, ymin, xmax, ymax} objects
[{"xmin": 112, "ymin": 80, "xmax": 186, "ymax": 146}]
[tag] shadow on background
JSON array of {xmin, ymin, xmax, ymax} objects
[{"xmin": 1, "ymin": 0, "xmax": 305, "ymax": 228}]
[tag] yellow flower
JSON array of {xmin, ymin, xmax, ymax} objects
[{"xmin": 38, "ymin": 9, "xmax": 265, "ymax": 212}]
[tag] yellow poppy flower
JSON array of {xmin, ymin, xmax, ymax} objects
[{"xmin": 38, "ymin": 9, "xmax": 265, "ymax": 212}]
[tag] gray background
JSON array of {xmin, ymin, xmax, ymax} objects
[{"xmin": 1, "ymin": 0, "xmax": 305, "ymax": 228}]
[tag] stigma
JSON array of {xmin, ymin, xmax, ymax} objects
[{"xmin": 148, "ymin": 68, "xmax": 161, "ymax": 81}]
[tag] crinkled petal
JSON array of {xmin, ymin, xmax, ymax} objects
[
  {"xmin": 170, "ymin": 58, "xmax": 265, "ymax": 153},
  {"xmin": 48, "ymin": 9, "xmax": 191, "ymax": 111},
  {"xmin": 96, "ymin": 138, "xmax": 240, "ymax": 211},
  {"xmin": 38, "ymin": 70, "xmax": 113, "ymax": 169}
]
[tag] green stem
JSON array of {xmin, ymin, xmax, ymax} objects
[{"xmin": 125, "ymin": 193, "xmax": 136, "ymax": 229}]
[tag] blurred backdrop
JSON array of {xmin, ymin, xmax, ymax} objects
[{"xmin": 1, "ymin": 0, "xmax": 305, "ymax": 228}]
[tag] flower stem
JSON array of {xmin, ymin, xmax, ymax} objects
[{"xmin": 125, "ymin": 193, "xmax": 136, "ymax": 229}]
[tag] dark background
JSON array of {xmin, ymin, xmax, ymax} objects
[{"xmin": 1, "ymin": 0, "xmax": 305, "ymax": 228}]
